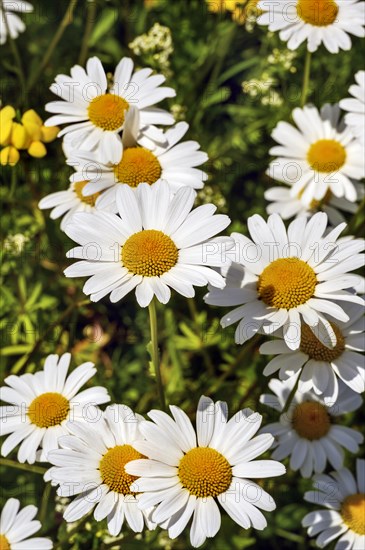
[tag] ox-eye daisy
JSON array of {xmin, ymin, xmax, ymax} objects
[
  {"xmin": 204, "ymin": 212, "xmax": 365, "ymax": 350},
  {"xmin": 265, "ymin": 181, "xmax": 364, "ymax": 226},
  {"xmin": 125, "ymin": 396, "xmax": 285, "ymax": 548},
  {"xmin": 0, "ymin": 498, "xmax": 52, "ymax": 549},
  {"xmin": 38, "ymin": 179, "xmax": 113, "ymax": 231},
  {"xmin": 340, "ymin": 70, "xmax": 365, "ymax": 147},
  {"xmin": 260, "ymin": 301, "xmax": 365, "ymax": 400},
  {"xmin": 46, "ymin": 405, "xmax": 153, "ymax": 537},
  {"xmin": 257, "ymin": 1, "xmax": 365, "ymax": 53},
  {"xmin": 302, "ymin": 459, "xmax": 365, "ymax": 549},
  {"xmin": 260, "ymin": 378, "xmax": 363, "ymax": 478},
  {"xmin": 0, "ymin": 1, "xmax": 33, "ymax": 45},
  {"xmin": 0, "ymin": 353, "xmax": 110, "ymax": 463},
  {"xmin": 66, "ymin": 119, "xmax": 208, "ymax": 212},
  {"xmin": 267, "ymin": 104, "xmax": 364, "ymax": 208},
  {"xmin": 44, "ymin": 56, "xmax": 176, "ymax": 163},
  {"xmin": 64, "ymin": 181, "xmax": 232, "ymax": 307}
]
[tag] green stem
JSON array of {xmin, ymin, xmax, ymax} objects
[
  {"xmin": 0, "ymin": 457, "xmax": 47, "ymax": 474},
  {"xmin": 10, "ymin": 165, "xmax": 17, "ymax": 197},
  {"xmin": 282, "ymin": 374, "xmax": 300, "ymax": 415},
  {"xmin": 0, "ymin": 0, "xmax": 26, "ymax": 96},
  {"xmin": 187, "ymin": 298, "xmax": 215, "ymax": 376},
  {"xmin": 39, "ymin": 482, "xmax": 52, "ymax": 524},
  {"xmin": 345, "ymin": 196, "xmax": 365, "ymax": 236},
  {"xmin": 78, "ymin": 0, "xmax": 97, "ymax": 65},
  {"xmin": 26, "ymin": 0, "xmax": 78, "ymax": 93},
  {"xmin": 301, "ymin": 49, "xmax": 312, "ymax": 107},
  {"xmin": 148, "ymin": 298, "xmax": 166, "ymax": 411}
]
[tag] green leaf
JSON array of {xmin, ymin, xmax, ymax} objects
[
  {"xmin": 25, "ymin": 283, "xmax": 42, "ymax": 309},
  {"xmin": 217, "ymin": 57, "xmax": 260, "ymax": 85},
  {"xmin": 1, "ymin": 345, "xmax": 32, "ymax": 356},
  {"xmin": 88, "ymin": 9, "xmax": 117, "ymax": 47}
]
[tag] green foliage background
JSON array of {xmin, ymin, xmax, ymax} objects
[{"xmin": 0, "ymin": 0, "xmax": 364, "ymax": 548}]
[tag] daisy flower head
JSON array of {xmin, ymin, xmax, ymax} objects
[
  {"xmin": 44, "ymin": 56, "xmax": 176, "ymax": 164},
  {"xmin": 302, "ymin": 459, "xmax": 365, "ymax": 549},
  {"xmin": 46, "ymin": 404, "xmax": 153, "ymax": 537},
  {"xmin": 267, "ymin": 104, "xmax": 364, "ymax": 209},
  {"xmin": 38, "ymin": 179, "xmax": 116, "ymax": 232},
  {"xmin": 125, "ymin": 395, "xmax": 286, "ymax": 548},
  {"xmin": 0, "ymin": 353, "xmax": 110, "ymax": 463},
  {"xmin": 265, "ymin": 181, "xmax": 365, "ymax": 226},
  {"xmin": 257, "ymin": 0, "xmax": 365, "ymax": 53},
  {"xmin": 64, "ymin": 180, "xmax": 232, "ymax": 307},
  {"xmin": 0, "ymin": 498, "xmax": 52, "ymax": 549},
  {"xmin": 204, "ymin": 212, "xmax": 365, "ymax": 350},
  {"xmin": 260, "ymin": 378, "xmax": 363, "ymax": 478},
  {"xmin": 340, "ymin": 70, "xmax": 365, "ymax": 147},
  {"xmin": 66, "ymin": 119, "xmax": 208, "ymax": 212},
  {"xmin": 0, "ymin": 1, "xmax": 33, "ymax": 45},
  {"xmin": 260, "ymin": 300, "xmax": 365, "ymax": 400}
]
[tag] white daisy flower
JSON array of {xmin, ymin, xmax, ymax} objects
[
  {"xmin": 63, "ymin": 180, "xmax": 232, "ymax": 307},
  {"xmin": 257, "ymin": 0, "xmax": 365, "ymax": 53},
  {"xmin": 0, "ymin": 498, "xmax": 52, "ymax": 549},
  {"xmin": 260, "ymin": 301, "xmax": 365, "ymax": 400},
  {"xmin": 266, "ymin": 104, "xmax": 364, "ymax": 208},
  {"xmin": 44, "ymin": 56, "xmax": 176, "ymax": 164},
  {"xmin": 66, "ymin": 119, "xmax": 208, "ymax": 212},
  {"xmin": 0, "ymin": 353, "xmax": 110, "ymax": 463},
  {"xmin": 0, "ymin": 1, "xmax": 33, "ymax": 45},
  {"xmin": 265, "ymin": 182, "xmax": 365, "ymax": 226},
  {"xmin": 260, "ymin": 378, "xmax": 363, "ymax": 478},
  {"xmin": 204, "ymin": 212, "xmax": 365, "ymax": 350},
  {"xmin": 302, "ymin": 459, "xmax": 365, "ymax": 549},
  {"xmin": 125, "ymin": 395, "xmax": 286, "ymax": 548},
  {"xmin": 340, "ymin": 70, "xmax": 365, "ymax": 147},
  {"xmin": 46, "ymin": 405, "xmax": 153, "ymax": 537},
  {"xmin": 38, "ymin": 180, "xmax": 114, "ymax": 231}
]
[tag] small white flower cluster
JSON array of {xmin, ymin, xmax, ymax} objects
[
  {"xmin": 3, "ymin": 232, "xmax": 29, "ymax": 255},
  {"xmin": 242, "ymin": 76, "xmax": 283, "ymax": 106},
  {"xmin": 129, "ymin": 23, "xmax": 174, "ymax": 76},
  {"xmin": 267, "ymin": 48, "xmax": 297, "ymax": 72}
]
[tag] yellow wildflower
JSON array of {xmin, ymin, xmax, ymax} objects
[
  {"xmin": 0, "ymin": 106, "xmax": 59, "ymax": 166},
  {"xmin": 206, "ymin": 0, "xmax": 261, "ymax": 25}
]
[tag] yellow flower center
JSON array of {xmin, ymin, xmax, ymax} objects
[
  {"xmin": 113, "ymin": 147, "xmax": 162, "ymax": 187},
  {"xmin": 88, "ymin": 93, "xmax": 129, "ymax": 131},
  {"xmin": 300, "ymin": 323, "xmax": 345, "ymax": 361},
  {"xmin": 257, "ymin": 257, "xmax": 317, "ymax": 309},
  {"xmin": 28, "ymin": 392, "xmax": 70, "ymax": 428},
  {"xmin": 307, "ymin": 139, "xmax": 346, "ymax": 173},
  {"xmin": 178, "ymin": 447, "xmax": 232, "ymax": 498},
  {"xmin": 292, "ymin": 401, "xmax": 330, "ymax": 440},
  {"xmin": 297, "ymin": 0, "xmax": 339, "ymax": 26},
  {"xmin": 73, "ymin": 180, "xmax": 100, "ymax": 206},
  {"xmin": 99, "ymin": 444, "xmax": 144, "ymax": 494},
  {"xmin": 0, "ymin": 535, "xmax": 10, "ymax": 550},
  {"xmin": 341, "ymin": 493, "xmax": 365, "ymax": 535},
  {"xmin": 121, "ymin": 229, "xmax": 178, "ymax": 277}
]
